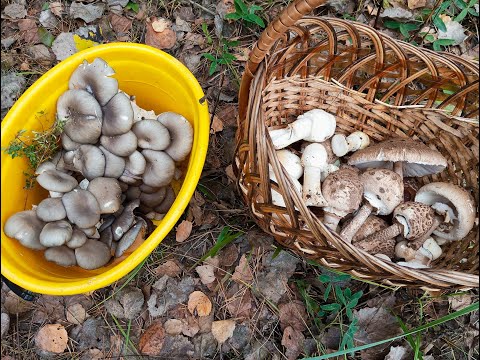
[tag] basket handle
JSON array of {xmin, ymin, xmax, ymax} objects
[{"xmin": 238, "ymin": 0, "xmax": 328, "ymax": 120}]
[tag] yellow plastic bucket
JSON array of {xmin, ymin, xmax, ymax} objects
[{"xmin": 1, "ymin": 43, "xmax": 209, "ymax": 295}]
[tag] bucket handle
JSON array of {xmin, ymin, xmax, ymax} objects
[{"xmin": 1, "ymin": 276, "xmax": 38, "ymax": 302}]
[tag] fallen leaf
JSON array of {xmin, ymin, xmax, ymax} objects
[
  {"xmin": 18, "ymin": 19, "xmax": 40, "ymax": 45},
  {"xmin": 19, "ymin": 62, "xmax": 29, "ymax": 71},
  {"xmin": 407, "ymin": 0, "xmax": 426, "ymax": 9},
  {"xmin": 69, "ymin": 2, "xmax": 105, "ymax": 23},
  {"xmin": 278, "ymin": 300, "xmax": 308, "ymax": 332},
  {"xmin": 210, "ymin": 115, "xmax": 224, "ymax": 134},
  {"xmin": 164, "ymin": 319, "xmax": 184, "ymax": 335},
  {"xmin": 204, "ymin": 255, "xmax": 220, "ymax": 268},
  {"xmin": 225, "ymin": 165, "xmax": 236, "ymax": 184},
  {"xmin": 66, "ymin": 303, "xmax": 87, "ymax": 325},
  {"xmin": 281, "ymin": 326, "xmax": 305, "ymax": 360},
  {"xmin": 232, "ymin": 254, "xmax": 254, "ymax": 284},
  {"xmin": 109, "ymin": 13, "xmax": 132, "ymax": 34},
  {"xmin": 219, "ymin": 244, "xmax": 238, "ymax": 267},
  {"xmin": 211, "ymin": 319, "xmax": 236, "ymax": 344},
  {"xmin": 145, "ymin": 17, "xmax": 176, "ymax": 50},
  {"xmin": 176, "ymin": 220, "xmax": 192, "ymax": 242},
  {"xmin": 155, "ymin": 260, "xmax": 182, "ymax": 277},
  {"xmin": 234, "ymin": 47, "xmax": 250, "ymax": 62},
  {"xmin": 385, "ymin": 345, "xmax": 409, "ymax": 360},
  {"xmin": 182, "ymin": 314, "xmax": 200, "ymax": 337},
  {"xmin": 3, "ymin": 291, "xmax": 33, "ymax": 315},
  {"xmin": 49, "ymin": 2, "xmax": 64, "ymax": 17},
  {"xmin": 152, "ymin": 18, "xmax": 171, "ymax": 32},
  {"xmin": 3, "ymin": 3, "xmax": 27, "ymax": 19},
  {"xmin": 35, "ymin": 324, "xmax": 68, "ymax": 353},
  {"xmin": 139, "ymin": 320, "xmax": 165, "ymax": 356},
  {"xmin": 449, "ymin": 294, "xmax": 472, "ymax": 311},
  {"xmin": 225, "ymin": 284, "xmax": 253, "ymax": 319},
  {"xmin": 187, "ymin": 291, "xmax": 212, "ymax": 317},
  {"xmin": 196, "ymin": 264, "xmax": 216, "ymax": 285},
  {"xmin": 1, "ymin": 313, "xmax": 10, "ymax": 337}
]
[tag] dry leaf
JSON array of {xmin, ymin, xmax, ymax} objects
[
  {"xmin": 181, "ymin": 314, "xmax": 200, "ymax": 337},
  {"xmin": 226, "ymin": 284, "xmax": 253, "ymax": 319},
  {"xmin": 204, "ymin": 255, "xmax": 220, "ymax": 268},
  {"xmin": 211, "ymin": 319, "xmax": 236, "ymax": 344},
  {"xmin": 234, "ymin": 47, "xmax": 250, "ymax": 62},
  {"xmin": 66, "ymin": 303, "xmax": 87, "ymax": 325},
  {"xmin": 18, "ymin": 19, "xmax": 40, "ymax": 45},
  {"xmin": 109, "ymin": 13, "xmax": 132, "ymax": 34},
  {"xmin": 385, "ymin": 345, "xmax": 409, "ymax": 360},
  {"xmin": 155, "ymin": 260, "xmax": 182, "ymax": 277},
  {"xmin": 187, "ymin": 291, "xmax": 212, "ymax": 317},
  {"xmin": 3, "ymin": 291, "xmax": 33, "ymax": 315},
  {"xmin": 210, "ymin": 115, "xmax": 224, "ymax": 134},
  {"xmin": 282, "ymin": 326, "xmax": 305, "ymax": 360},
  {"xmin": 407, "ymin": 0, "xmax": 426, "ymax": 9},
  {"xmin": 49, "ymin": 2, "xmax": 64, "ymax": 17},
  {"xmin": 225, "ymin": 165, "xmax": 236, "ymax": 184},
  {"xmin": 196, "ymin": 264, "xmax": 216, "ymax": 285},
  {"xmin": 232, "ymin": 254, "xmax": 254, "ymax": 284},
  {"xmin": 139, "ymin": 320, "xmax": 165, "ymax": 356},
  {"xmin": 279, "ymin": 301, "xmax": 308, "ymax": 332},
  {"xmin": 449, "ymin": 294, "xmax": 473, "ymax": 311},
  {"xmin": 176, "ymin": 220, "xmax": 192, "ymax": 242},
  {"xmin": 151, "ymin": 18, "xmax": 170, "ymax": 32},
  {"xmin": 164, "ymin": 319, "xmax": 184, "ymax": 335},
  {"xmin": 35, "ymin": 324, "xmax": 68, "ymax": 353},
  {"xmin": 20, "ymin": 62, "xmax": 29, "ymax": 71},
  {"xmin": 145, "ymin": 18, "xmax": 176, "ymax": 50}
]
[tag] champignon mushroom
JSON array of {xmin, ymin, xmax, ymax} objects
[
  {"xmin": 62, "ymin": 189, "xmax": 101, "ymax": 228},
  {"xmin": 301, "ymin": 143, "xmax": 328, "ymax": 207},
  {"xmin": 36, "ymin": 197, "xmax": 66, "ymax": 222},
  {"xmin": 157, "ymin": 112, "xmax": 194, "ymax": 162},
  {"xmin": 348, "ymin": 216, "xmax": 396, "ymax": 259},
  {"xmin": 111, "ymin": 199, "xmax": 140, "ymax": 241},
  {"xmin": 102, "ymin": 92, "xmax": 134, "ymax": 136},
  {"xmin": 154, "ymin": 186, "xmax": 176, "ymax": 214},
  {"xmin": 268, "ymin": 109, "xmax": 336, "ymax": 150},
  {"xmin": 4, "ymin": 210, "xmax": 46, "ymax": 250},
  {"xmin": 75, "ymin": 239, "xmax": 112, "ymax": 270},
  {"xmin": 321, "ymin": 168, "xmax": 364, "ymax": 231},
  {"xmin": 141, "ymin": 150, "xmax": 175, "ymax": 188},
  {"xmin": 340, "ymin": 169, "xmax": 404, "ymax": 242},
  {"xmin": 40, "ymin": 220, "xmax": 73, "ymax": 247},
  {"xmin": 139, "ymin": 187, "xmax": 167, "ymax": 208},
  {"xmin": 331, "ymin": 131, "xmax": 370, "ymax": 157},
  {"xmin": 99, "ymin": 145, "xmax": 125, "ymax": 179},
  {"xmin": 57, "ymin": 89, "xmax": 103, "ymax": 144},
  {"xmin": 87, "ymin": 177, "xmax": 122, "ymax": 214},
  {"xmin": 72, "ymin": 145, "xmax": 106, "ymax": 180},
  {"xmin": 115, "ymin": 217, "xmax": 147, "ymax": 257},
  {"xmin": 396, "ymin": 238, "xmax": 443, "ymax": 268},
  {"xmin": 61, "ymin": 132, "xmax": 81, "ymax": 151},
  {"xmin": 37, "ymin": 169, "xmax": 78, "ymax": 192},
  {"xmin": 347, "ymin": 138, "xmax": 447, "ymax": 179},
  {"xmin": 132, "ymin": 119, "xmax": 170, "ymax": 150},
  {"xmin": 119, "ymin": 150, "xmax": 146, "ymax": 184},
  {"xmin": 68, "ymin": 58, "xmax": 118, "ymax": 106},
  {"xmin": 44, "ymin": 246, "xmax": 77, "ymax": 266},
  {"xmin": 66, "ymin": 228, "xmax": 88, "ymax": 249},
  {"xmin": 100, "ymin": 131, "xmax": 138, "ymax": 157}
]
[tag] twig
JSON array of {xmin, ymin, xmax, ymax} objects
[{"xmin": 187, "ymin": 0, "xmax": 216, "ymax": 16}]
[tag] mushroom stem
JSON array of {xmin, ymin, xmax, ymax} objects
[
  {"xmin": 302, "ymin": 143, "xmax": 328, "ymax": 207},
  {"xmin": 339, "ymin": 203, "xmax": 373, "ymax": 243},
  {"xmin": 323, "ymin": 212, "xmax": 342, "ymax": 231},
  {"xmin": 393, "ymin": 161, "xmax": 404, "ymax": 179},
  {"xmin": 362, "ymin": 223, "xmax": 403, "ymax": 243}
]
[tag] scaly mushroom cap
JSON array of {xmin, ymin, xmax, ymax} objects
[
  {"xmin": 62, "ymin": 189, "xmax": 101, "ymax": 228},
  {"xmin": 360, "ymin": 169, "xmax": 404, "ymax": 215},
  {"xmin": 139, "ymin": 187, "xmax": 167, "ymax": 208},
  {"xmin": 132, "ymin": 119, "xmax": 170, "ymax": 150},
  {"xmin": 61, "ymin": 132, "xmax": 81, "ymax": 151},
  {"xmin": 157, "ymin": 112, "xmax": 194, "ymax": 162},
  {"xmin": 36, "ymin": 197, "xmax": 66, "ymax": 222},
  {"xmin": 348, "ymin": 138, "xmax": 447, "ymax": 177},
  {"xmin": 115, "ymin": 218, "xmax": 147, "ymax": 257},
  {"xmin": 44, "ymin": 246, "xmax": 77, "ymax": 267},
  {"xmin": 40, "ymin": 220, "xmax": 73, "ymax": 247},
  {"xmin": 87, "ymin": 177, "xmax": 122, "ymax": 214},
  {"xmin": 322, "ymin": 168, "xmax": 363, "ymax": 217},
  {"xmin": 100, "ymin": 131, "xmax": 138, "ymax": 157},
  {"xmin": 111, "ymin": 199, "xmax": 140, "ymax": 241},
  {"xmin": 350, "ymin": 216, "xmax": 395, "ymax": 258},
  {"xmin": 154, "ymin": 186, "xmax": 176, "ymax": 214},
  {"xmin": 37, "ymin": 169, "xmax": 78, "ymax": 192},
  {"xmin": 4, "ymin": 210, "xmax": 46, "ymax": 250},
  {"xmin": 350, "ymin": 216, "xmax": 389, "ymax": 243},
  {"xmin": 57, "ymin": 89, "xmax": 103, "ymax": 144},
  {"xmin": 68, "ymin": 58, "xmax": 118, "ymax": 106},
  {"xmin": 393, "ymin": 202, "xmax": 435, "ymax": 240},
  {"xmin": 141, "ymin": 149, "xmax": 175, "ymax": 188},
  {"xmin": 99, "ymin": 145, "xmax": 125, "ymax": 178},
  {"xmin": 415, "ymin": 182, "xmax": 476, "ymax": 241},
  {"xmin": 66, "ymin": 228, "xmax": 87, "ymax": 249},
  {"xmin": 102, "ymin": 92, "xmax": 134, "ymax": 136},
  {"xmin": 75, "ymin": 239, "xmax": 112, "ymax": 270},
  {"xmin": 73, "ymin": 145, "xmax": 106, "ymax": 180}
]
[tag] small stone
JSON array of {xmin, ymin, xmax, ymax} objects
[
  {"xmin": 1, "ymin": 313, "xmax": 10, "ymax": 337},
  {"xmin": 51, "ymin": 32, "xmax": 77, "ymax": 61},
  {"xmin": 39, "ymin": 9, "xmax": 58, "ymax": 29},
  {"xmin": 3, "ymin": 3, "xmax": 27, "ymax": 19},
  {"xmin": 69, "ymin": 2, "xmax": 105, "ymax": 23},
  {"xmin": 107, "ymin": 0, "xmax": 130, "ymax": 6}
]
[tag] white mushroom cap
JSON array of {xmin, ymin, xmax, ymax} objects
[
  {"xmin": 157, "ymin": 112, "xmax": 194, "ymax": 162},
  {"xmin": 141, "ymin": 150, "xmax": 175, "ymax": 188},
  {"xmin": 394, "ymin": 240, "xmax": 417, "ymax": 261},
  {"xmin": 75, "ymin": 239, "xmax": 112, "ymax": 270},
  {"xmin": 415, "ymin": 182, "xmax": 476, "ymax": 241},
  {"xmin": 132, "ymin": 119, "xmax": 170, "ymax": 150},
  {"xmin": 4, "ymin": 210, "xmax": 46, "ymax": 250},
  {"xmin": 36, "ymin": 197, "xmax": 66, "ymax": 222},
  {"xmin": 37, "ymin": 169, "xmax": 78, "ymax": 192},
  {"xmin": 66, "ymin": 228, "xmax": 87, "ymax": 249},
  {"xmin": 276, "ymin": 149, "xmax": 303, "ymax": 180},
  {"xmin": 73, "ymin": 145, "xmax": 106, "ymax": 180},
  {"xmin": 360, "ymin": 169, "xmax": 404, "ymax": 215},
  {"xmin": 62, "ymin": 189, "xmax": 101, "ymax": 228},
  {"xmin": 44, "ymin": 246, "xmax": 77, "ymax": 267},
  {"xmin": 418, "ymin": 237, "xmax": 442, "ymax": 261},
  {"xmin": 299, "ymin": 109, "xmax": 336, "ymax": 142},
  {"xmin": 87, "ymin": 177, "xmax": 122, "ymax": 214},
  {"xmin": 39, "ymin": 220, "xmax": 73, "ymax": 247},
  {"xmin": 100, "ymin": 131, "xmax": 138, "ymax": 157},
  {"xmin": 69, "ymin": 58, "xmax": 118, "ymax": 106},
  {"xmin": 102, "ymin": 92, "xmax": 134, "ymax": 136}
]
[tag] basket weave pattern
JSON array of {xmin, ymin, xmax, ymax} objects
[{"xmin": 234, "ymin": 1, "xmax": 479, "ymax": 289}]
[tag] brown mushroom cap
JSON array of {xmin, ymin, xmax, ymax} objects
[
  {"xmin": 100, "ymin": 131, "xmax": 138, "ymax": 157},
  {"xmin": 62, "ymin": 189, "xmax": 101, "ymax": 228},
  {"xmin": 360, "ymin": 169, "xmax": 404, "ymax": 215},
  {"xmin": 39, "ymin": 220, "xmax": 73, "ymax": 247},
  {"xmin": 141, "ymin": 150, "xmax": 175, "ymax": 188},
  {"xmin": 75, "ymin": 239, "xmax": 112, "ymax": 270},
  {"xmin": 102, "ymin": 92, "xmax": 134, "ymax": 136},
  {"xmin": 44, "ymin": 246, "xmax": 77, "ymax": 267},
  {"xmin": 156, "ymin": 112, "xmax": 194, "ymax": 161},
  {"xmin": 36, "ymin": 197, "xmax": 66, "ymax": 222},
  {"xmin": 348, "ymin": 138, "xmax": 447, "ymax": 177},
  {"xmin": 350, "ymin": 216, "xmax": 389, "ymax": 243},
  {"xmin": 132, "ymin": 119, "xmax": 170, "ymax": 150},
  {"xmin": 73, "ymin": 145, "xmax": 106, "ymax": 180},
  {"xmin": 4, "ymin": 210, "xmax": 46, "ymax": 250},
  {"xmin": 87, "ymin": 177, "xmax": 122, "ymax": 214},
  {"xmin": 394, "ymin": 201, "xmax": 435, "ymax": 240},
  {"xmin": 322, "ymin": 168, "xmax": 363, "ymax": 217},
  {"xmin": 37, "ymin": 169, "xmax": 78, "ymax": 192},
  {"xmin": 415, "ymin": 182, "xmax": 476, "ymax": 241}
]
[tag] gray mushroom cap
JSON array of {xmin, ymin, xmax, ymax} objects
[
  {"xmin": 154, "ymin": 186, "xmax": 176, "ymax": 214},
  {"xmin": 44, "ymin": 246, "xmax": 77, "ymax": 267},
  {"xmin": 125, "ymin": 186, "xmax": 141, "ymax": 201},
  {"xmin": 99, "ymin": 145, "xmax": 125, "ymax": 179},
  {"xmin": 157, "ymin": 112, "xmax": 194, "ymax": 161},
  {"xmin": 111, "ymin": 199, "xmax": 140, "ymax": 241},
  {"xmin": 57, "ymin": 89, "xmax": 103, "ymax": 144},
  {"xmin": 66, "ymin": 229, "xmax": 87, "ymax": 249},
  {"xmin": 73, "ymin": 145, "xmax": 106, "ymax": 180},
  {"xmin": 99, "ymin": 227, "xmax": 113, "ymax": 248},
  {"xmin": 139, "ymin": 184, "xmax": 161, "ymax": 194},
  {"xmin": 87, "ymin": 177, "xmax": 122, "ymax": 214},
  {"xmin": 36, "ymin": 197, "xmax": 66, "ymax": 222},
  {"xmin": 75, "ymin": 239, "xmax": 112, "ymax": 270},
  {"xmin": 39, "ymin": 220, "xmax": 73, "ymax": 247},
  {"xmin": 141, "ymin": 149, "xmax": 175, "ymax": 188},
  {"xmin": 4, "ymin": 210, "xmax": 46, "ymax": 250},
  {"xmin": 120, "ymin": 151, "xmax": 146, "ymax": 184},
  {"xmin": 62, "ymin": 189, "xmax": 101, "ymax": 228},
  {"xmin": 69, "ymin": 58, "xmax": 118, "ymax": 106},
  {"xmin": 100, "ymin": 131, "xmax": 138, "ymax": 157},
  {"xmin": 132, "ymin": 120, "xmax": 170, "ymax": 150},
  {"xmin": 102, "ymin": 92, "xmax": 134, "ymax": 136},
  {"xmin": 61, "ymin": 132, "xmax": 81, "ymax": 151},
  {"xmin": 37, "ymin": 169, "xmax": 78, "ymax": 192},
  {"xmin": 115, "ymin": 217, "xmax": 147, "ymax": 258},
  {"xmin": 35, "ymin": 161, "xmax": 56, "ymax": 175},
  {"xmin": 77, "ymin": 226, "xmax": 100, "ymax": 239},
  {"xmin": 139, "ymin": 187, "xmax": 166, "ymax": 208}
]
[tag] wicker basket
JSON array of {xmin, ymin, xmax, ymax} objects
[{"xmin": 234, "ymin": 0, "xmax": 479, "ymax": 290}]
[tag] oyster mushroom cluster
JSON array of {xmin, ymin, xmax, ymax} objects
[
  {"xmin": 3, "ymin": 57, "xmax": 194, "ymax": 269},
  {"xmin": 268, "ymin": 109, "xmax": 476, "ymax": 269}
]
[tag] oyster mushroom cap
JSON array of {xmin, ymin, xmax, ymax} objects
[
  {"xmin": 102, "ymin": 92, "xmax": 134, "ymax": 136},
  {"xmin": 73, "ymin": 145, "xmax": 106, "ymax": 180},
  {"xmin": 126, "ymin": 186, "xmax": 141, "ymax": 201},
  {"xmin": 4, "ymin": 210, "xmax": 46, "ymax": 250},
  {"xmin": 87, "ymin": 177, "xmax": 122, "ymax": 214},
  {"xmin": 66, "ymin": 229, "xmax": 88, "ymax": 249},
  {"xmin": 61, "ymin": 132, "xmax": 81, "ymax": 151},
  {"xmin": 360, "ymin": 169, "xmax": 404, "ymax": 215},
  {"xmin": 154, "ymin": 186, "xmax": 176, "ymax": 214},
  {"xmin": 69, "ymin": 58, "xmax": 118, "ymax": 106},
  {"xmin": 62, "ymin": 189, "xmax": 101, "ymax": 228},
  {"xmin": 115, "ymin": 217, "xmax": 147, "ymax": 258},
  {"xmin": 39, "ymin": 220, "xmax": 73, "ymax": 247},
  {"xmin": 394, "ymin": 201, "xmax": 435, "ymax": 240},
  {"xmin": 347, "ymin": 137, "xmax": 447, "ymax": 177},
  {"xmin": 36, "ymin": 197, "xmax": 66, "ymax": 222},
  {"xmin": 37, "ymin": 169, "xmax": 78, "ymax": 192},
  {"xmin": 44, "ymin": 246, "xmax": 77, "ymax": 267},
  {"xmin": 141, "ymin": 149, "xmax": 175, "ymax": 188},
  {"xmin": 75, "ymin": 239, "xmax": 112, "ymax": 270},
  {"xmin": 99, "ymin": 227, "xmax": 114, "ymax": 248},
  {"xmin": 415, "ymin": 182, "xmax": 476, "ymax": 241},
  {"xmin": 77, "ymin": 226, "xmax": 100, "ymax": 239},
  {"xmin": 111, "ymin": 199, "xmax": 140, "ymax": 241},
  {"xmin": 100, "ymin": 131, "xmax": 138, "ymax": 157},
  {"xmin": 35, "ymin": 161, "xmax": 56, "ymax": 175},
  {"xmin": 156, "ymin": 112, "xmax": 194, "ymax": 162},
  {"xmin": 139, "ymin": 187, "xmax": 167, "ymax": 208},
  {"xmin": 139, "ymin": 184, "xmax": 162, "ymax": 194},
  {"xmin": 99, "ymin": 145, "xmax": 125, "ymax": 178},
  {"xmin": 120, "ymin": 151, "xmax": 146, "ymax": 184},
  {"xmin": 57, "ymin": 89, "xmax": 103, "ymax": 144},
  {"xmin": 132, "ymin": 119, "xmax": 170, "ymax": 150}
]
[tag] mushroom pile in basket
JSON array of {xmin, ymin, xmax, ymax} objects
[
  {"xmin": 268, "ymin": 109, "xmax": 476, "ymax": 269},
  {"xmin": 4, "ymin": 58, "xmax": 193, "ymax": 270}
]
